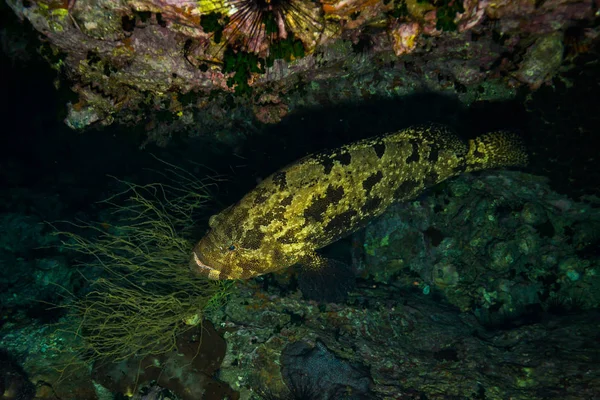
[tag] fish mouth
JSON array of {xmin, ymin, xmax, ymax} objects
[
  {"xmin": 192, "ymin": 251, "xmax": 213, "ymax": 271},
  {"xmin": 191, "ymin": 251, "xmax": 222, "ymax": 280}
]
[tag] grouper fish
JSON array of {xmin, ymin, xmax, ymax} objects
[{"xmin": 190, "ymin": 124, "xmax": 527, "ymax": 281}]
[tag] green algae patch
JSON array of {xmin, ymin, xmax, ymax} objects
[{"xmin": 53, "ymin": 158, "xmax": 232, "ymax": 362}]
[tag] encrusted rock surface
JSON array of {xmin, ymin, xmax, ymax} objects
[
  {"xmin": 211, "ymin": 280, "xmax": 600, "ymax": 399},
  {"xmin": 5, "ymin": 0, "xmax": 598, "ymax": 144}
]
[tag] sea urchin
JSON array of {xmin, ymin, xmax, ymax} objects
[{"xmin": 201, "ymin": 0, "xmax": 325, "ymax": 56}]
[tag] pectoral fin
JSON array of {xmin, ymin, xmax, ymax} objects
[{"xmin": 297, "ymin": 252, "xmax": 356, "ymax": 303}]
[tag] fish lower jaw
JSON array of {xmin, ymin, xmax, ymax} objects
[{"xmin": 192, "ymin": 252, "xmax": 222, "ymax": 279}]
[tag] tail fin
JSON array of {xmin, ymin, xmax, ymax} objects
[{"xmin": 465, "ymin": 131, "xmax": 528, "ymax": 172}]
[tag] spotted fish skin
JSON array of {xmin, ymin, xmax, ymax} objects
[{"xmin": 191, "ymin": 124, "xmax": 527, "ymax": 280}]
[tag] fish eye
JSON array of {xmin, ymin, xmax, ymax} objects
[{"xmin": 228, "ymin": 244, "xmax": 236, "ymax": 251}]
